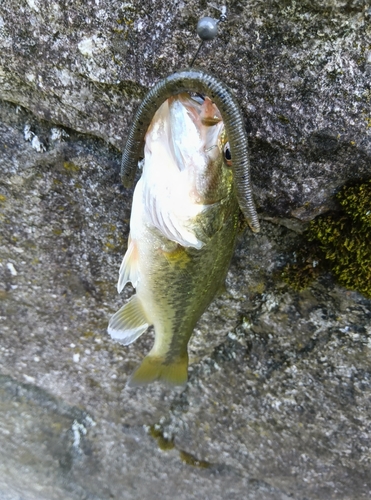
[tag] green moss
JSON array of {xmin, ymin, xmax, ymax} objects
[
  {"xmin": 179, "ymin": 450, "xmax": 210, "ymax": 468},
  {"xmin": 277, "ymin": 114, "xmax": 290, "ymax": 124},
  {"xmin": 149, "ymin": 426, "xmax": 210, "ymax": 467},
  {"xmin": 281, "ymin": 242, "xmax": 325, "ymax": 292},
  {"xmin": 149, "ymin": 426, "xmax": 175, "ymax": 451},
  {"xmin": 282, "ymin": 179, "xmax": 371, "ymax": 298},
  {"xmin": 63, "ymin": 161, "xmax": 80, "ymax": 173},
  {"xmin": 337, "ymin": 182, "xmax": 371, "ymax": 226},
  {"xmin": 83, "ymin": 330, "xmax": 95, "ymax": 339},
  {"xmin": 308, "ymin": 180, "xmax": 371, "ymax": 297}
]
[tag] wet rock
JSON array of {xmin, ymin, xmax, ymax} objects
[{"xmin": 1, "ymin": 1, "xmax": 371, "ymax": 499}]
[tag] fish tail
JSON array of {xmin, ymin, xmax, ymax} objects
[{"xmin": 128, "ymin": 352, "xmax": 188, "ymax": 387}]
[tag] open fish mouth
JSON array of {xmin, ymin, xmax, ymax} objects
[
  {"xmin": 142, "ymin": 93, "xmax": 228, "ymax": 208},
  {"xmin": 164, "ymin": 93, "xmax": 225, "ymax": 173}
]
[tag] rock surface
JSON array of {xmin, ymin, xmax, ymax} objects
[{"xmin": 1, "ymin": 1, "xmax": 371, "ymax": 499}]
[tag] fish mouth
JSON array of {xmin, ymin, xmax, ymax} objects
[
  {"xmin": 143, "ymin": 92, "xmax": 229, "ymax": 206},
  {"xmin": 166, "ymin": 94, "xmax": 230, "ymax": 205},
  {"xmin": 167, "ymin": 93, "xmax": 225, "ymax": 172},
  {"xmin": 170, "ymin": 92, "xmax": 223, "ymax": 127}
]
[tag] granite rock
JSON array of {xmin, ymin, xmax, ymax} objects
[{"xmin": 1, "ymin": 1, "xmax": 371, "ymax": 499}]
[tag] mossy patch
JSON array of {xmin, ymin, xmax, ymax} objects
[
  {"xmin": 282, "ymin": 179, "xmax": 371, "ymax": 298},
  {"xmin": 149, "ymin": 425, "xmax": 175, "ymax": 451},
  {"xmin": 149, "ymin": 425, "xmax": 211, "ymax": 468},
  {"xmin": 277, "ymin": 114, "xmax": 290, "ymax": 124},
  {"xmin": 63, "ymin": 161, "xmax": 80, "ymax": 174},
  {"xmin": 281, "ymin": 241, "xmax": 325, "ymax": 292},
  {"xmin": 179, "ymin": 450, "xmax": 210, "ymax": 468}
]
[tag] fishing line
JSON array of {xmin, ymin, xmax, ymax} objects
[
  {"xmin": 190, "ymin": 4, "xmax": 228, "ymax": 101},
  {"xmin": 190, "ymin": 4, "xmax": 228, "ymax": 67}
]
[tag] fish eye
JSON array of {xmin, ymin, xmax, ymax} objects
[{"xmin": 223, "ymin": 142, "xmax": 232, "ymax": 166}]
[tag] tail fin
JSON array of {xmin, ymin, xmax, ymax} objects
[{"xmin": 128, "ymin": 352, "xmax": 188, "ymax": 387}]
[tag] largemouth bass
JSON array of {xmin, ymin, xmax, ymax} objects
[{"xmin": 108, "ymin": 93, "xmax": 240, "ymax": 386}]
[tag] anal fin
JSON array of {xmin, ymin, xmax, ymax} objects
[{"xmin": 107, "ymin": 295, "xmax": 150, "ymax": 345}]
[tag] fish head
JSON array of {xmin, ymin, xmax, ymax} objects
[{"xmin": 145, "ymin": 92, "xmax": 234, "ymax": 206}]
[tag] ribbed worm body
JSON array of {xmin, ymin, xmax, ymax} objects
[{"xmin": 121, "ymin": 68, "xmax": 260, "ymax": 233}]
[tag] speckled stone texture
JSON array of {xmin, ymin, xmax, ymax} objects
[{"xmin": 1, "ymin": 1, "xmax": 371, "ymax": 499}]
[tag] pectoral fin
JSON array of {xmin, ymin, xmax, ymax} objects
[
  {"xmin": 128, "ymin": 352, "xmax": 188, "ymax": 387},
  {"xmin": 107, "ymin": 295, "xmax": 150, "ymax": 345},
  {"xmin": 150, "ymin": 203, "xmax": 204, "ymax": 249}
]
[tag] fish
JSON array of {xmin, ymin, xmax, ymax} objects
[{"xmin": 108, "ymin": 92, "xmax": 240, "ymax": 386}]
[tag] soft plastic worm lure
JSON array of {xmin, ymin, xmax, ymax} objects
[{"xmin": 121, "ymin": 68, "xmax": 260, "ymax": 233}]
